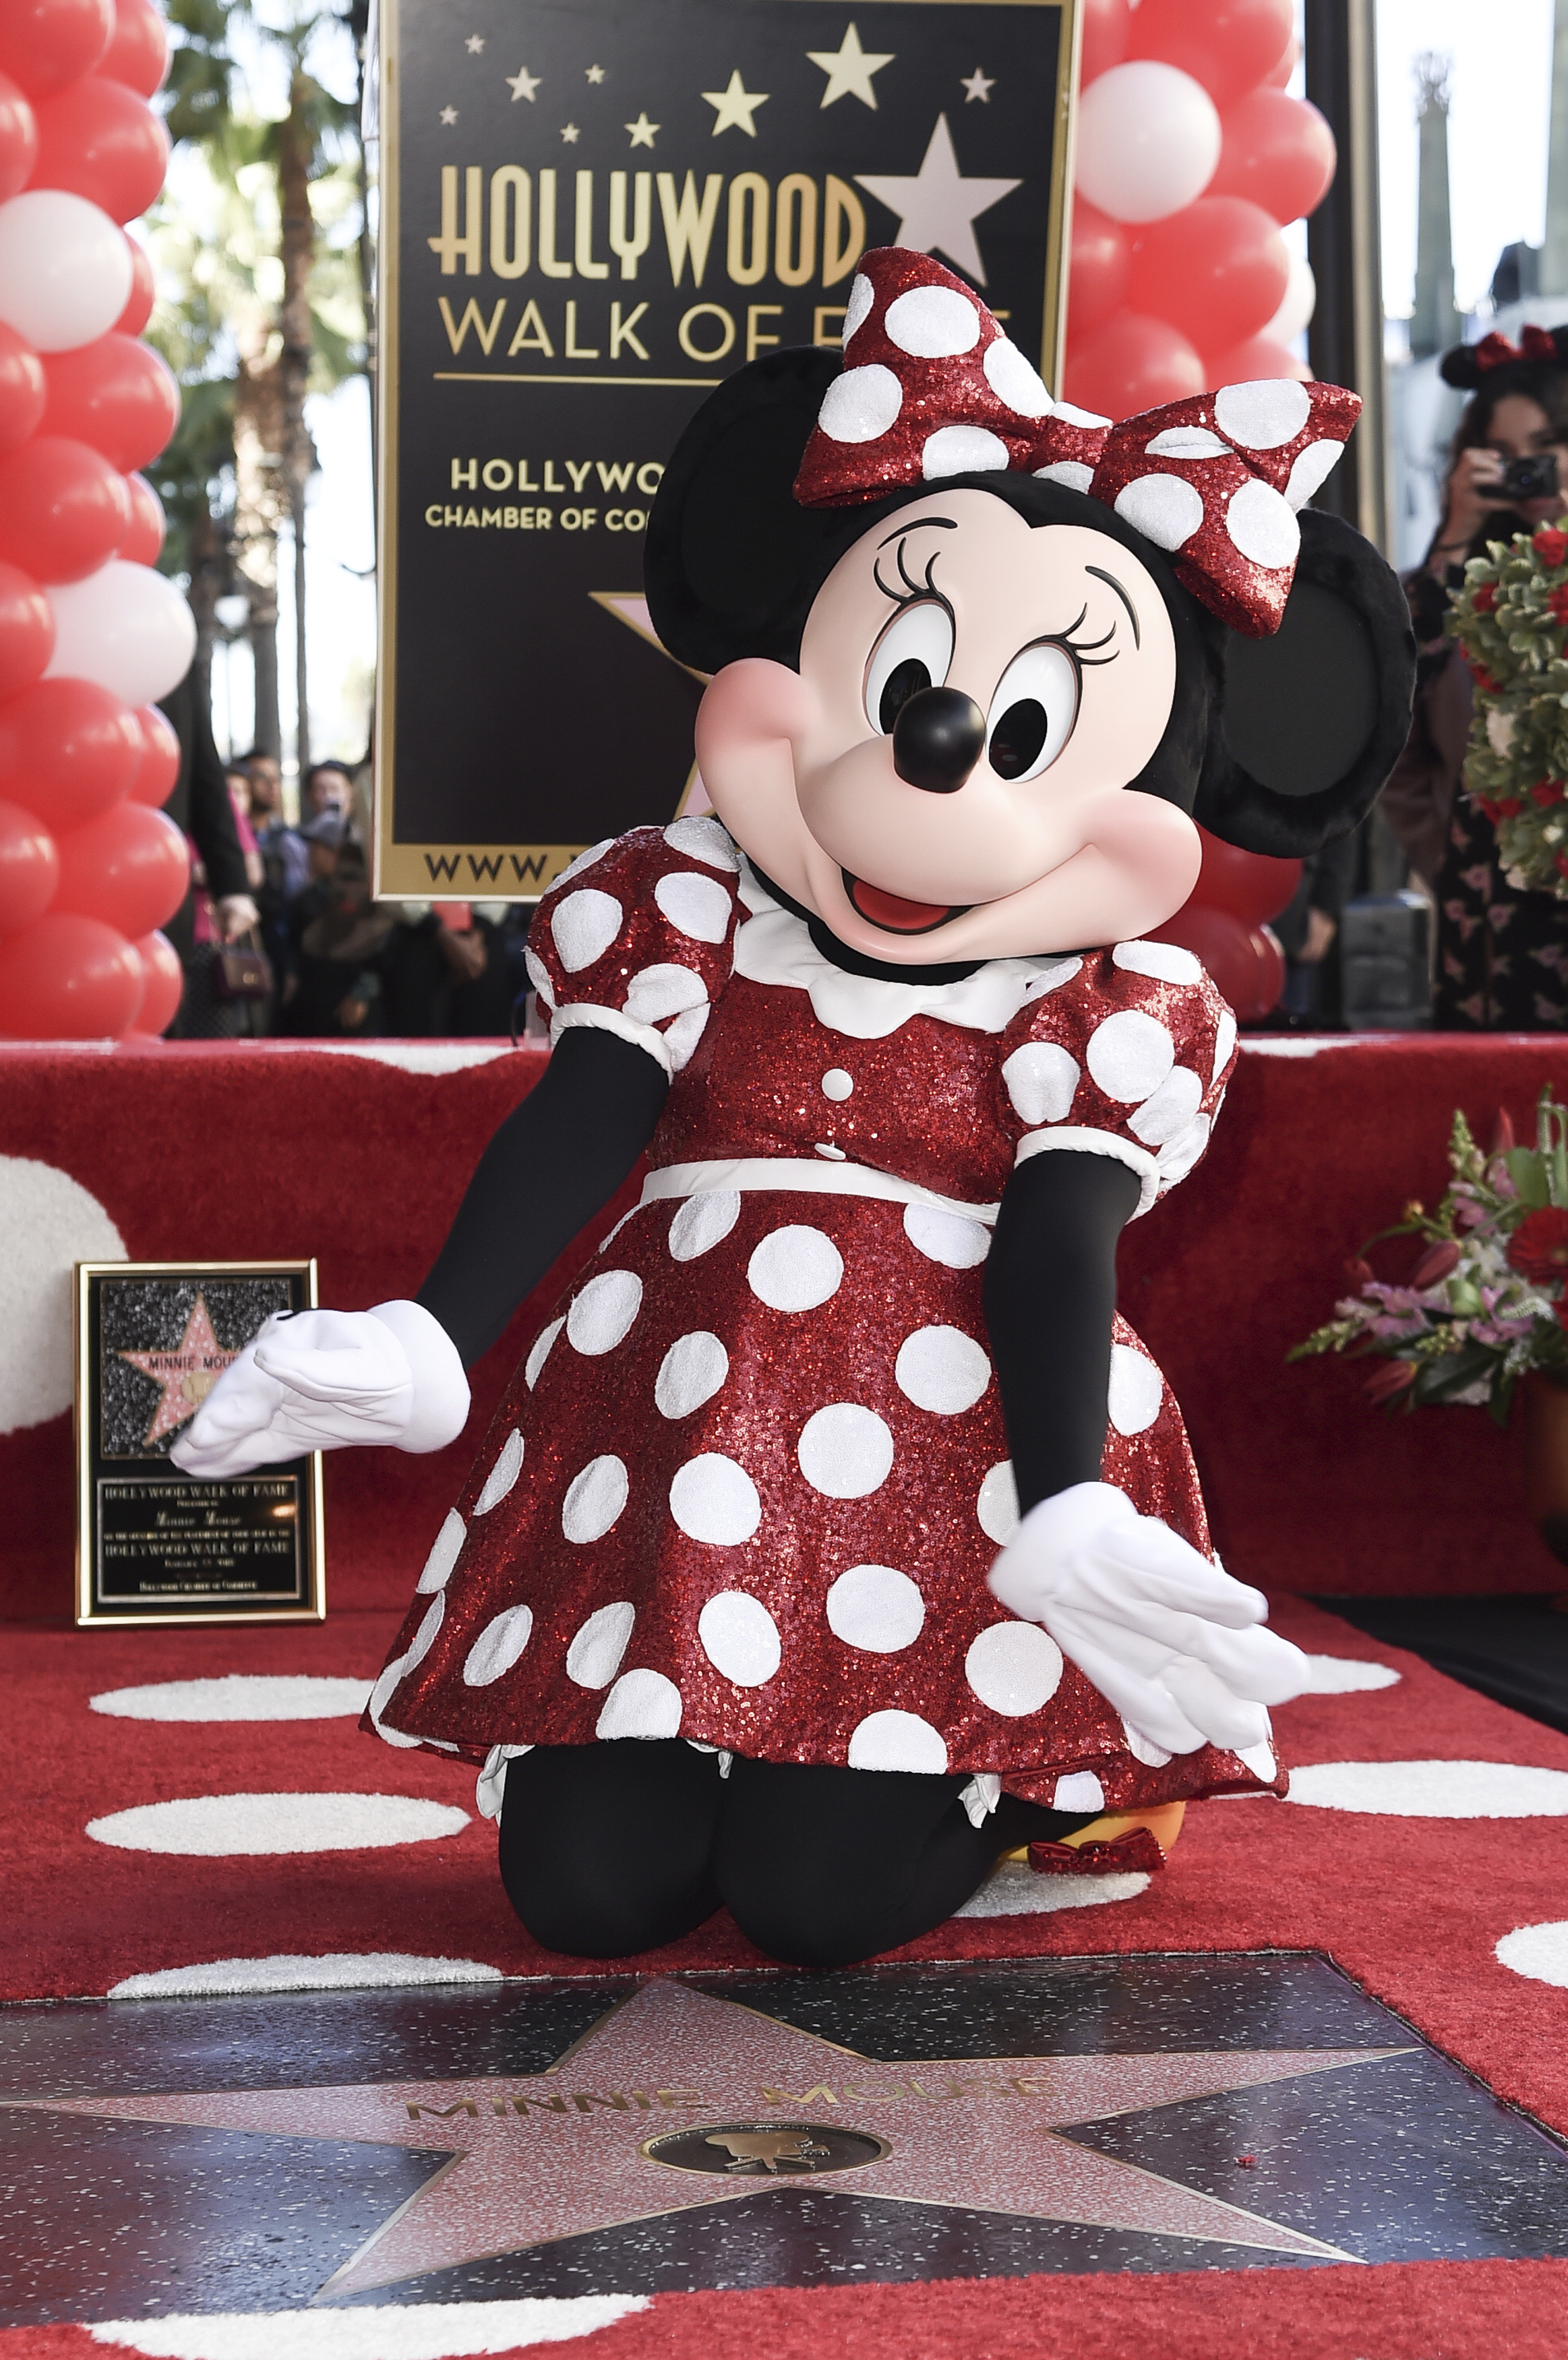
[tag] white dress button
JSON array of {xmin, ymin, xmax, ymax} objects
[{"xmin": 820, "ymin": 1069, "xmax": 853, "ymax": 1100}]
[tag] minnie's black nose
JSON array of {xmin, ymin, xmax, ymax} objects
[{"xmin": 891, "ymin": 686, "xmax": 986, "ymax": 794}]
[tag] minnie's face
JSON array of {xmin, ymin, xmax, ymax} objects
[{"xmin": 694, "ymin": 490, "xmax": 1202, "ymax": 962}]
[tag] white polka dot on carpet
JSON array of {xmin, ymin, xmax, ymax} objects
[
  {"xmin": 108, "ymin": 1953, "xmax": 505, "ymax": 2000},
  {"xmin": 86, "ymin": 1794, "xmax": 471, "ymax": 1856},
  {"xmin": 957, "ymin": 1864, "xmax": 1151, "ymax": 1918},
  {"xmin": 1301, "ymin": 1655, "xmax": 1401, "ymax": 1694},
  {"xmin": 83, "ymin": 2295, "xmax": 648, "ymax": 2359},
  {"xmin": 1286, "ymin": 1760, "xmax": 1568, "ymax": 1817},
  {"xmin": 1495, "ymin": 1921, "xmax": 1568, "ymax": 1988},
  {"xmin": 90, "ymin": 1676, "xmax": 373, "ymax": 1722}
]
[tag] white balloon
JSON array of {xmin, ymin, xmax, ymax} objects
[
  {"xmin": 0, "ymin": 190, "xmax": 133, "ymax": 353},
  {"xmin": 1075, "ymin": 62, "xmax": 1222, "ymax": 225},
  {"xmin": 46, "ymin": 562, "xmax": 196, "ymax": 707},
  {"xmin": 1261, "ymin": 248, "xmax": 1317, "ymax": 345}
]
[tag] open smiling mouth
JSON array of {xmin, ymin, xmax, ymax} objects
[{"xmin": 843, "ymin": 873, "xmax": 973, "ymax": 935}]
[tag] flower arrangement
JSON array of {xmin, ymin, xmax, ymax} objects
[
  {"xmin": 1449, "ymin": 523, "xmax": 1568, "ymax": 897},
  {"xmin": 1290, "ymin": 1088, "xmax": 1568, "ymax": 1424}
]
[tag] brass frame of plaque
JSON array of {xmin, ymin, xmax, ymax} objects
[{"xmin": 73, "ymin": 1260, "xmax": 326, "ymax": 1630}]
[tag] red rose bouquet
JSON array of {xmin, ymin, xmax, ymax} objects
[{"xmin": 1450, "ymin": 525, "xmax": 1568, "ymax": 897}]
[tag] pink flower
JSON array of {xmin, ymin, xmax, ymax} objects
[{"xmin": 1412, "ymin": 1241, "xmax": 1462, "ymax": 1287}]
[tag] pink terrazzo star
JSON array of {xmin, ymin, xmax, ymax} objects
[
  {"xmin": 18, "ymin": 1981, "xmax": 1408, "ymax": 2295},
  {"xmin": 117, "ymin": 1295, "xmax": 240, "ymax": 1446}
]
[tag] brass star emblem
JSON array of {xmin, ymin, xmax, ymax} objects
[
  {"xmin": 14, "ymin": 1982, "xmax": 1404, "ymax": 2299},
  {"xmin": 807, "ymin": 23, "xmax": 895, "ymax": 110},
  {"xmin": 625, "ymin": 111, "xmax": 659, "ymax": 149},
  {"xmin": 506, "ymin": 65, "xmax": 540, "ymax": 103},
  {"xmin": 701, "ymin": 69, "xmax": 770, "ymax": 138}
]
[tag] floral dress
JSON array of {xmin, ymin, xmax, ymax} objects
[{"xmin": 369, "ymin": 817, "xmax": 1283, "ymax": 1817}]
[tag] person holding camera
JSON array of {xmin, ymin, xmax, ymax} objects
[{"xmin": 1381, "ymin": 325, "xmax": 1568, "ymax": 1029}]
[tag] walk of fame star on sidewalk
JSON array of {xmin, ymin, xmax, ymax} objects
[
  {"xmin": 117, "ymin": 1295, "xmax": 239, "ymax": 1448},
  {"xmin": 13, "ymin": 1982, "xmax": 1408, "ymax": 2301}
]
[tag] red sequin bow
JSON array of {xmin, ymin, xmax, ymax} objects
[
  {"xmin": 793, "ymin": 247, "xmax": 1361, "ymax": 637},
  {"xmin": 1472, "ymin": 324, "xmax": 1562, "ymax": 372}
]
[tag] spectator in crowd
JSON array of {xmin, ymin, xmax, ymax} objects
[
  {"xmin": 382, "ymin": 900, "xmax": 532, "ymax": 1035},
  {"xmin": 278, "ymin": 829, "xmax": 396, "ymax": 1036},
  {"xmin": 225, "ymin": 767, "xmax": 266, "ymax": 894},
  {"xmin": 305, "ymin": 761, "xmax": 355, "ymax": 821},
  {"xmin": 156, "ymin": 661, "xmax": 259, "ymax": 1038},
  {"xmin": 1270, "ymin": 834, "xmax": 1357, "ymax": 1026},
  {"xmin": 1381, "ymin": 326, "xmax": 1568, "ymax": 1028}
]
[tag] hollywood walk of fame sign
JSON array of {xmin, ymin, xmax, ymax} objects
[
  {"xmin": 373, "ymin": 0, "xmax": 1081, "ymax": 899},
  {"xmin": 15, "ymin": 1980, "xmax": 1410, "ymax": 2299},
  {"xmin": 73, "ymin": 1262, "xmax": 326, "ymax": 1628}
]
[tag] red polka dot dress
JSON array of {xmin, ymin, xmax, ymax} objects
[{"xmin": 369, "ymin": 821, "xmax": 1281, "ymax": 1817}]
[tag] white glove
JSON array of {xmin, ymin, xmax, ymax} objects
[
  {"xmin": 169, "ymin": 1299, "xmax": 470, "ymax": 1480},
  {"xmin": 986, "ymin": 1481, "xmax": 1308, "ymax": 1757}
]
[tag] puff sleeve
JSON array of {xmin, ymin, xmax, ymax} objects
[
  {"xmin": 524, "ymin": 817, "xmax": 743, "ymax": 1077},
  {"xmin": 994, "ymin": 941, "xmax": 1238, "ymax": 1216}
]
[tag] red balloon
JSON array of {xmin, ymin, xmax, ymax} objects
[
  {"xmin": 41, "ymin": 333, "xmax": 179, "ymax": 473},
  {"xmin": 98, "ymin": 0, "xmax": 169, "ymax": 98},
  {"xmin": 53, "ymin": 796, "xmax": 189, "ymax": 935},
  {"xmin": 113, "ymin": 234, "xmax": 154, "ymax": 336},
  {"xmin": 1064, "ymin": 200, "xmax": 1130, "ymax": 343},
  {"xmin": 128, "ymin": 925, "xmax": 181, "ymax": 1033},
  {"xmin": 125, "ymin": 701, "xmax": 178, "ymax": 805},
  {"xmin": 0, "ymin": 910, "xmax": 143, "ymax": 1037},
  {"xmin": 0, "ymin": 558, "xmax": 53, "ymax": 700},
  {"xmin": 1193, "ymin": 826, "xmax": 1300, "ymax": 926},
  {"xmin": 1127, "ymin": 0, "xmax": 1294, "ymax": 110},
  {"xmin": 1209, "ymin": 90, "xmax": 1336, "ymax": 226},
  {"xmin": 0, "ymin": 68, "xmax": 38, "ymax": 201},
  {"xmin": 0, "ymin": 434, "xmax": 132, "ymax": 583},
  {"xmin": 0, "ymin": 320, "xmax": 46, "ymax": 455},
  {"xmin": 1127, "ymin": 198, "xmax": 1289, "ymax": 353},
  {"xmin": 1264, "ymin": 33, "xmax": 1300, "ymax": 88},
  {"xmin": 0, "ymin": 676, "xmax": 143, "ymax": 827},
  {"xmin": 119, "ymin": 469, "xmax": 164, "ymax": 564},
  {"xmin": 1080, "ymin": 0, "xmax": 1132, "ymax": 85},
  {"xmin": 0, "ymin": 794, "xmax": 58, "ymax": 931},
  {"xmin": 1156, "ymin": 902, "xmax": 1285, "ymax": 1021},
  {"xmin": 0, "ymin": 0, "xmax": 112, "ymax": 101},
  {"xmin": 27, "ymin": 75, "xmax": 170, "ymax": 224},
  {"xmin": 1062, "ymin": 312, "xmax": 1205, "ymax": 421},
  {"xmin": 1203, "ymin": 331, "xmax": 1312, "ymax": 385}
]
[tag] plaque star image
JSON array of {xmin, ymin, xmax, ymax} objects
[
  {"xmin": 702, "ymin": 69, "xmax": 771, "ymax": 138},
  {"xmin": 962, "ymin": 67, "xmax": 996, "ymax": 103},
  {"xmin": 808, "ymin": 22, "xmax": 895, "ymax": 109},
  {"xmin": 505, "ymin": 65, "xmax": 539, "ymax": 102},
  {"xmin": 856, "ymin": 113, "xmax": 1022, "ymax": 284},
  {"xmin": 117, "ymin": 1295, "xmax": 240, "ymax": 1448},
  {"xmin": 14, "ymin": 1982, "xmax": 1410, "ymax": 2301},
  {"xmin": 625, "ymin": 112, "xmax": 659, "ymax": 148}
]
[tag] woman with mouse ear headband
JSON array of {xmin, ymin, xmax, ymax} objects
[{"xmin": 1379, "ymin": 326, "xmax": 1568, "ymax": 1030}]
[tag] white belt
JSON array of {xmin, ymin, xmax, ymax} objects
[{"xmin": 638, "ymin": 1156, "xmax": 999, "ymax": 1227}]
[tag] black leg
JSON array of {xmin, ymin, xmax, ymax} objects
[
  {"xmin": 715, "ymin": 1759, "xmax": 1098, "ymax": 1968},
  {"xmin": 498, "ymin": 1741, "xmax": 725, "ymax": 1957}
]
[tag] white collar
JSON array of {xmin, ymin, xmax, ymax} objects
[{"xmin": 731, "ymin": 864, "xmax": 1081, "ymax": 1040}]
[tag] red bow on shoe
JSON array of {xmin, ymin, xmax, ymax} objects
[{"xmin": 793, "ymin": 246, "xmax": 1360, "ymax": 637}]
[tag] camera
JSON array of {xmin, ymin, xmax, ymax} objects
[{"xmin": 1485, "ymin": 452, "xmax": 1561, "ymax": 503}]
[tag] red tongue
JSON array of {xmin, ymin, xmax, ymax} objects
[{"xmin": 849, "ymin": 879, "xmax": 953, "ymax": 933}]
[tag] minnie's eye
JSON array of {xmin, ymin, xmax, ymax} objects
[
  {"xmin": 864, "ymin": 600, "xmax": 955, "ymax": 734},
  {"xmin": 985, "ymin": 642, "xmax": 1079, "ymax": 781}
]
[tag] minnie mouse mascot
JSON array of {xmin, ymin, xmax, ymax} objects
[{"xmin": 175, "ymin": 252, "xmax": 1415, "ymax": 1969}]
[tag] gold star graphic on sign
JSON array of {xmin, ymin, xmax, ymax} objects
[
  {"xmin": 961, "ymin": 66, "xmax": 995, "ymax": 103},
  {"xmin": 438, "ymin": 105, "xmax": 458, "ymax": 125},
  {"xmin": 586, "ymin": 63, "xmax": 606, "ymax": 84},
  {"xmin": 16, "ymin": 1982, "xmax": 1401, "ymax": 2297},
  {"xmin": 506, "ymin": 65, "xmax": 540, "ymax": 102},
  {"xmin": 625, "ymin": 112, "xmax": 659, "ymax": 149},
  {"xmin": 118, "ymin": 1295, "xmax": 241, "ymax": 1448},
  {"xmin": 464, "ymin": 34, "xmax": 485, "ymax": 55},
  {"xmin": 808, "ymin": 23, "xmax": 895, "ymax": 109},
  {"xmin": 560, "ymin": 122, "xmax": 580, "ymax": 144},
  {"xmin": 857, "ymin": 113, "xmax": 1021, "ymax": 285},
  {"xmin": 702, "ymin": 68, "xmax": 770, "ymax": 137}
]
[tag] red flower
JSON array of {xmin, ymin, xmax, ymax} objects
[
  {"xmin": 1364, "ymin": 1359, "xmax": 1416, "ymax": 1404},
  {"xmin": 1412, "ymin": 1240, "xmax": 1461, "ymax": 1287},
  {"xmin": 1466, "ymin": 660, "xmax": 1501, "ymax": 692},
  {"xmin": 1534, "ymin": 527, "xmax": 1568, "ymax": 566},
  {"xmin": 1557, "ymin": 853, "xmax": 1568, "ymax": 880},
  {"xmin": 1550, "ymin": 585, "xmax": 1568, "ymax": 622},
  {"xmin": 1499, "ymin": 797, "xmax": 1524, "ymax": 818},
  {"xmin": 1491, "ymin": 1107, "xmax": 1517, "ymax": 1156},
  {"xmin": 1532, "ymin": 780, "xmax": 1564, "ymax": 806},
  {"xmin": 1474, "ymin": 583, "xmax": 1498, "ymax": 612},
  {"xmin": 1508, "ymin": 1208, "xmax": 1568, "ymax": 1285}
]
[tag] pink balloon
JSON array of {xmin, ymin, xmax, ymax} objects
[
  {"xmin": 118, "ymin": 469, "xmax": 164, "ymax": 564},
  {"xmin": 1128, "ymin": 0, "xmax": 1294, "ymax": 111},
  {"xmin": 113, "ymin": 233, "xmax": 153, "ymax": 336},
  {"xmin": 1064, "ymin": 200, "xmax": 1130, "ymax": 342},
  {"xmin": 0, "ymin": 792, "xmax": 57, "ymax": 928},
  {"xmin": 0, "ymin": 674, "xmax": 142, "ymax": 827},
  {"xmin": 1203, "ymin": 330, "xmax": 1313, "ymax": 386},
  {"xmin": 27, "ymin": 76, "xmax": 170, "ymax": 227},
  {"xmin": 98, "ymin": 0, "xmax": 170, "ymax": 98},
  {"xmin": 125, "ymin": 700, "xmax": 178, "ymax": 805},
  {"xmin": 1126, "ymin": 198, "xmax": 1290, "ymax": 353},
  {"xmin": 1080, "ymin": 0, "xmax": 1133, "ymax": 84},
  {"xmin": 0, "ymin": 909, "xmax": 142, "ymax": 1037},
  {"xmin": 0, "ymin": 0, "xmax": 113, "ymax": 102},
  {"xmin": 42, "ymin": 332, "xmax": 179, "ymax": 472},
  {"xmin": 128, "ymin": 924, "xmax": 180, "ymax": 1033},
  {"xmin": 0, "ymin": 319, "xmax": 45, "ymax": 453},
  {"xmin": 1209, "ymin": 91, "xmax": 1336, "ymax": 227},
  {"xmin": 1062, "ymin": 311, "xmax": 1206, "ymax": 421},
  {"xmin": 0, "ymin": 432, "xmax": 133, "ymax": 582},
  {"xmin": 0, "ymin": 556, "xmax": 53, "ymax": 699},
  {"xmin": 0, "ymin": 69, "xmax": 37, "ymax": 204},
  {"xmin": 53, "ymin": 796, "xmax": 189, "ymax": 935}
]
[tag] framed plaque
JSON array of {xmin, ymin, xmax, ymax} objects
[
  {"xmin": 73, "ymin": 1261, "xmax": 326, "ymax": 1630},
  {"xmin": 375, "ymin": 0, "xmax": 1081, "ymax": 899}
]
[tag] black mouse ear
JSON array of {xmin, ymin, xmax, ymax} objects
[
  {"xmin": 1194, "ymin": 510, "xmax": 1417, "ymax": 858},
  {"xmin": 644, "ymin": 346, "xmax": 848, "ymax": 673}
]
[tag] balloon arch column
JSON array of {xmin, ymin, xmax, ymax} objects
[{"xmin": 0, "ymin": 0, "xmax": 193, "ymax": 1042}]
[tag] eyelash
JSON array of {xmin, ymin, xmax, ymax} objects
[
  {"xmin": 1046, "ymin": 603, "xmax": 1118, "ymax": 672},
  {"xmin": 874, "ymin": 538, "xmax": 954, "ymax": 623}
]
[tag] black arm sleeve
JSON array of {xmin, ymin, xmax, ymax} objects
[
  {"xmin": 983, "ymin": 1150, "xmax": 1142, "ymax": 1516},
  {"xmin": 417, "ymin": 1026, "xmax": 670, "ymax": 1365}
]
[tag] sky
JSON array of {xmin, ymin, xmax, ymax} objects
[{"xmin": 175, "ymin": 1, "xmax": 1562, "ymax": 769}]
